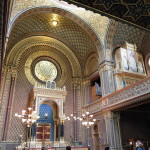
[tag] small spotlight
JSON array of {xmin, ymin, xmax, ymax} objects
[{"xmin": 52, "ymin": 20, "xmax": 58, "ymax": 26}]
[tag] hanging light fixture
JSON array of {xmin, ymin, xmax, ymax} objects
[
  {"xmin": 52, "ymin": 20, "xmax": 58, "ymax": 26},
  {"xmin": 80, "ymin": 112, "xmax": 96, "ymax": 148},
  {"xmin": 81, "ymin": 112, "xmax": 96, "ymax": 128},
  {"xmin": 15, "ymin": 107, "xmax": 40, "ymax": 127}
]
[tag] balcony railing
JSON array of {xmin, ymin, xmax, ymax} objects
[{"xmin": 83, "ymin": 77, "xmax": 150, "ymax": 114}]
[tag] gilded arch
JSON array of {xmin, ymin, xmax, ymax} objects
[
  {"xmin": 6, "ymin": 36, "xmax": 82, "ymax": 80},
  {"xmin": 84, "ymin": 53, "xmax": 99, "ymax": 77},
  {"xmin": 24, "ymin": 50, "xmax": 67, "ymax": 87}
]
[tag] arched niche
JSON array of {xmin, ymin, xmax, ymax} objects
[
  {"xmin": 84, "ymin": 53, "xmax": 99, "ymax": 77},
  {"xmin": 37, "ymin": 104, "xmax": 55, "ymax": 141}
]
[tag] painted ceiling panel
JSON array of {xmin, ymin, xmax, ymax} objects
[{"xmin": 61, "ymin": 0, "xmax": 150, "ymax": 32}]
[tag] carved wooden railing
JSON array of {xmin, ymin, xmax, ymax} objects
[{"xmin": 83, "ymin": 77, "xmax": 150, "ymax": 114}]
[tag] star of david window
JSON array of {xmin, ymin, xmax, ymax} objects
[{"xmin": 34, "ymin": 60, "xmax": 58, "ymax": 82}]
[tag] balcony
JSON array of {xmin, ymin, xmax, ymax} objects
[{"xmin": 83, "ymin": 77, "xmax": 150, "ymax": 114}]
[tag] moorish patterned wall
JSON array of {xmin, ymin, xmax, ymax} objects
[
  {"xmin": 113, "ymin": 22, "xmax": 145, "ymax": 50},
  {"xmin": 0, "ymin": 43, "xmax": 75, "ymax": 142}
]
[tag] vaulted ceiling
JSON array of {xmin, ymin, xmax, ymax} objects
[
  {"xmin": 7, "ymin": 11, "xmax": 99, "ymax": 68},
  {"xmin": 8, "ymin": 13, "xmax": 95, "ymax": 55}
]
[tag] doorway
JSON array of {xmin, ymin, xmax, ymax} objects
[
  {"xmin": 36, "ymin": 123, "xmax": 51, "ymax": 142},
  {"xmin": 120, "ymin": 101, "xmax": 150, "ymax": 150}
]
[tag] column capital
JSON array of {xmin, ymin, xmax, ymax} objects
[
  {"xmin": 104, "ymin": 111, "xmax": 120, "ymax": 120},
  {"xmin": 60, "ymin": 120, "xmax": 65, "ymax": 124},
  {"xmin": 112, "ymin": 112, "xmax": 120, "ymax": 119},
  {"xmin": 103, "ymin": 111, "xmax": 113, "ymax": 119},
  {"xmin": 72, "ymin": 78, "xmax": 82, "ymax": 88},
  {"xmin": 98, "ymin": 60, "xmax": 114, "ymax": 72},
  {"xmin": 5, "ymin": 65, "xmax": 17, "ymax": 77},
  {"xmin": 82, "ymin": 79, "xmax": 90, "ymax": 86}
]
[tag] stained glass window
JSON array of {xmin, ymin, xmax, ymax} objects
[{"xmin": 35, "ymin": 60, "xmax": 57, "ymax": 82}]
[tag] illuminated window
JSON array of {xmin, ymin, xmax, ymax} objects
[
  {"xmin": 35, "ymin": 60, "xmax": 57, "ymax": 82},
  {"xmin": 148, "ymin": 58, "xmax": 150, "ymax": 66}
]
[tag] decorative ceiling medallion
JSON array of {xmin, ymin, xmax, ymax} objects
[{"xmin": 34, "ymin": 60, "xmax": 58, "ymax": 82}]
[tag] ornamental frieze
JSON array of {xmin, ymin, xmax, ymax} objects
[{"xmin": 83, "ymin": 77, "xmax": 150, "ymax": 114}]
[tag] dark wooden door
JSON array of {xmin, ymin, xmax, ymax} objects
[{"xmin": 36, "ymin": 123, "xmax": 51, "ymax": 142}]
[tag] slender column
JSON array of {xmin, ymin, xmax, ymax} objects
[
  {"xmin": 2, "ymin": 66, "xmax": 17, "ymax": 141},
  {"xmin": 72, "ymin": 78, "xmax": 82, "ymax": 142},
  {"xmin": 113, "ymin": 112, "xmax": 123, "ymax": 150},
  {"xmin": 54, "ymin": 120, "xmax": 57, "ymax": 141},
  {"xmin": 56, "ymin": 121, "xmax": 60, "ymax": 141},
  {"xmin": 60, "ymin": 120, "xmax": 64, "ymax": 143},
  {"xmin": 82, "ymin": 79, "xmax": 91, "ymax": 105},
  {"xmin": 56, "ymin": 122, "xmax": 59, "ymax": 141},
  {"xmin": 73, "ymin": 83, "xmax": 77, "ymax": 142},
  {"xmin": 99, "ymin": 61, "xmax": 115, "ymax": 96},
  {"xmin": 104, "ymin": 112, "xmax": 123, "ymax": 150},
  {"xmin": 104, "ymin": 112, "xmax": 114, "ymax": 149}
]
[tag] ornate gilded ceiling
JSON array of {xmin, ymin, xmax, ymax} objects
[
  {"xmin": 6, "ymin": 1, "xmax": 147, "ymax": 71},
  {"xmin": 10, "ymin": 0, "xmax": 110, "ymax": 45},
  {"xmin": 7, "ymin": 12, "xmax": 97, "ymax": 62}
]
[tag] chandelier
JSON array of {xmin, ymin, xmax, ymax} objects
[
  {"xmin": 81, "ymin": 112, "xmax": 96, "ymax": 128},
  {"xmin": 15, "ymin": 107, "xmax": 40, "ymax": 149},
  {"xmin": 15, "ymin": 107, "xmax": 40, "ymax": 127},
  {"xmin": 65, "ymin": 112, "xmax": 96, "ymax": 147},
  {"xmin": 65, "ymin": 114, "xmax": 80, "ymax": 121},
  {"xmin": 80, "ymin": 112, "xmax": 96, "ymax": 147}
]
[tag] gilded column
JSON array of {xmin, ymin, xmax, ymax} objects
[
  {"xmin": 99, "ymin": 61, "xmax": 115, "ymax": 96},
  {"xmin": 72, "ymin": 78, "xmax": 82, "ymax": 142},
  {"xmin": 104, "ymin": 112, "xmax": 123, "ymax": 150},
  {"xmin": 1, "ymin": 66, "xmax": 17, "ymax": 141},
  {"xmin": 82, "ymin": 79, "xmax": 91, "ymax": 105}
]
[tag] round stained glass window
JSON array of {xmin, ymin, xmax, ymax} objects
[{"xmin": 34, "ymin": 60, "xmax": 57, "ymax": 82}]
